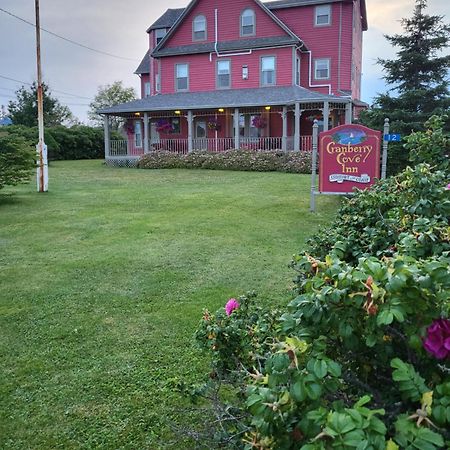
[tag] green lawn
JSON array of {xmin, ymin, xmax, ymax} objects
[{"xmin": 0, "ymin": 161, "xmax": 338, "ymax": 449}]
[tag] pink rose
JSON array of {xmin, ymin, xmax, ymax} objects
[
  {"xmin": 423, "ymin": 318, "xmax": 450, "ymax": 360},
  {"xmin": 225, "ymin": 298, "xmax": 240, "ymax": 316}
]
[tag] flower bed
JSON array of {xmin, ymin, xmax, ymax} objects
[{"xmin": 137, "ymin": 150, "xmax": 312, "ymax": 174}]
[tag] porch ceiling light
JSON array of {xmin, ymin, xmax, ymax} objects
[
  {"xmin": 265, "ymin": 106, "xmax": 271, "ymax": 111},
  {"xmin": 175, "ymin": 110, "xmax": 181, "ymax": 115},
  {"xmin": 218, "ymin": 108, "xmax": 224, "ymax": 112},
  {"xmin": 134, "ymin": 112, "xmax": 140, "ymax": 116}
]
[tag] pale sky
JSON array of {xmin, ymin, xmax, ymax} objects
[{"xmin": 0, "ymin": 0, "xmax": 448, "ymax": 123}]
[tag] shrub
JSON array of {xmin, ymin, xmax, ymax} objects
[
  {"xmin": 190, "ymin": 163, "xmax": 450, "ymax": 449},
  {"xmin": 137, "ymin": 150, "xmax": 312, "ymax": 174},
  {"xmin": 0, "ymin": 134, "xmax": 35, "ymax": 190}
]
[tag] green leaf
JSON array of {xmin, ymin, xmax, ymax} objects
[
  {"xmin": 417, "ymin": 428, "xmax": 444, "ymax": 446},
  {"xmin": 305, "ymin": 382, "xmax": 322, "ymax": 400},
  {"xmin": 291, "ymin": 380, "xmax": 306, "ymax": 403},
  {"xmin": 314, "ymin": 359, "xmax": 327, "ymax": 379},
  {"xmin": 327, "ymin": 360, "xmax": 342, "ymax": 377}
]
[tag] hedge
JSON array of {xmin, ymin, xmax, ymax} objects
[{"xmin": 137, "ymin": 150, "xmax": 312, "ymax": 174}]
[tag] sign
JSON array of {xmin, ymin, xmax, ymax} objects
[
  {"xmin": 384, "ymin": 134, "xmax": 401, "ymax": 142},
  {"xmin": 319, "ymin": 124, "xmax": 381, "ymax": 194}
]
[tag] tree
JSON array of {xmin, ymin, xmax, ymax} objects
[
  {"xmin": 360, "ymin": 0, "xmax": 450, "ymax": 172},
  {"xmin": 88, "ymin": 81, "xmax": 136, "ymax": 130},
  {"xmin": 0, "ymin": 135, "xmax": 35, "ymax": 190},
  {"xmin": 7, "ymin": 83, "xmax": 74, "ymax": 127}
]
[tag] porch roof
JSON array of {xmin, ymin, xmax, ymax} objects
[{"xmin": 99, "ymin": 86, "xmax": 347, "ymax": 115}]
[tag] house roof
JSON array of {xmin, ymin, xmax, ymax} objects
[
  {"xmin": 147, "ymin": 8, "xmax": 185, "ymax": 32},
  {"xmin": 99, "ymin": 85, "xmax": 347, "ymax": 115},
  {"xmin": 152, "ymin": 0, "xmax": 304, "ymax": 57},
  {"xmin": 152, "ymin": 35, "xmax": 301, "ymax": 58},
  {"xmin": 146, "ymin": 0, "xmax": 368, "ymax": 34},
  {"xmin": 135, "ymin": 50, "xmax": 150, "ymax": 74},
  {"xmin": 265, "ymin": 0, "xmax": 368, "ymax": 31}
]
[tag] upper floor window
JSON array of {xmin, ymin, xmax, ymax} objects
[
  {"xmin": 241, "ymin": 9, "xmax": 255, "ymax": 36},
  {"xmin": 155, "ymin": 28, "xmax": 167, "ymax": 45},
  {"xmin": 217, "ymin": 60, "xmax": 231, "ymax": 89},
  {"xmin": 315, "ymin": 5, "xmax": 331, "ymax": 26},
  {"xmin": 314, "ymin": 58, "xmax": 330, "ymax": 79},
  {"xmin": 261, "ymin": 56, "xmax": 276, "ymax": 86},
  {"xmin": 144, "ymin": 82, "xmax": 151, "ymax": 97},
  {"xmin": 175, "ymin": 63, "xmax": 189, "ymax": 91},
  {"xmin": 193, "ymin": 15, "xmax": 207, "ymax": 41}
]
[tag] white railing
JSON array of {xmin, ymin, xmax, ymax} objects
[
  {"xmin": 239, "ymin": 137, "xmax": 283, "ymax": 151},
  {"xmin": 110, "ymin": 140, "xmax": 128, "ymax": 157},
  {"xmin": 301, "ymin": 135, "xmax": 313, "ymax": 151},
  {"xmin": 150, "ymin": 139, "xmax": 189, "ymax": 154},
  {"xmin": 107, "ymin": 136, "xmax": 313, "ymax": 157},
  {"xmin": 192, "ymin": 137, "xmax": 235, "ymax": 152}
]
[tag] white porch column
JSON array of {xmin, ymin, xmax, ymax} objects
[
  {"xmin": 345, "ymin": 102, "xmax": 353, "ymax": 124},
  {"xmin": 294, "ymin": 102, "xmax": 300, "ymax": 152},
  {"xmin": 143, "ymin": 112, "xmax": 149, "ymax": 154},
  {"xmin": 323, "ymin": 101, "xmax": 330, "ymax": 132},
  {"xmin": 103, "ymin": 115, "xmax": 110, "ymax": 158},
  {"xmin": 282, "ymin": 106, "xmax": 287, "ymax": 152},
  {"xmin": 234, "ymin": 108, "xmax": 240, "ymax": 149},
  {"xmin": 187, "ymin": 110, "xmax": 193, "ymax": 153}
]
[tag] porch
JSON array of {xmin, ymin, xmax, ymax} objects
[{"xmin": 100, "ymin": 86, "xmax": 353, "ymax": 161}]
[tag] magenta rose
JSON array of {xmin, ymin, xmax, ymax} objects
[
  {"xmin": 423, "ymin": 318, "xmax": 450, "ymax": 360},
  {"xmin": 225, "ymin": 298, "xmax": 240, "ymax": 316}
]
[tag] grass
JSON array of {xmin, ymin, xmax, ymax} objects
[{"xmin": 0, "ymin": 161, "xmax": 338, "ymax": 449}]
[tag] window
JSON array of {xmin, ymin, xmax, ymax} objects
[
  {"xmin": 261, "ymin": 56, "xmax": 276, "ymax": 86},
  {"xmin": 241, "ymin": 9, "xmax": 255, "ymax": 36},
  {"xmin": 171, "ymin": 118, "xmax": 181, "ymax": 134},
  {"xmin": 155, "ymin": 73, "xmax": 161, "ymax": 93},
  {"xmin": 144, "ymin": 82, "xmax": 151, "ymax": 97},
  {"xmin": 295, "ymin": 56, "xmax": 301, "ymax": 85},
  {"xmin": 315, "ymin": 5, "xmax": 331, "ymax": 26},
  {"xmin": 193, "ymin": 15, "xmax": 206, "ymax": 41},
  {"xmin": 155, "ymin": 28, "xmax": 167, "ymax": 45},
  {"xmin": 314, "ymin": 59, "xmax": 330, "ymax": 79},
  {"xmin": 242, "ymin": 65, "xmax": 249, "ymax": 80},
  {"xmin": 175, "ymin": 63, "xmax": 189, "ymax": 91},
  {"xmin": 217, "ymin": 60, "xmax": 231, "ymax": 88},
  {"xmin": 134, "ymin": 121, "xmax": 142, "ymax": 147}
]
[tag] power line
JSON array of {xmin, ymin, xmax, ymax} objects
[
  {"xmin": 0, "ymin": 74, "xmax": 93, "ymax": 101},
  {"xmin": 0, "ymin": 6, "xmax": 139, "ymax": 62}
]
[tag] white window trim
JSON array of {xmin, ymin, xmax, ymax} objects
[
  {"xmin": 216, "ymin": 59, "xmax": 231, "ymax": 89},
  {"xmin": 192, "ymin": 15, "xmax": 207, "ymax": 41},
  {"xmin": 134, "ymin": 121, "xmax": 142, "ymax": 147},
  {"xmin": 240, "ymin": 9, "xmax": 256, "ymax": 37},
  {"xmin": 260, "ymin": 55, "xmax": 276, "ymax": 86},
  {"xmin": 315, "ymin": 4, "xmax": 331, "ymax": 27},
  {"xmin": 175, "ymin": 63, "xmax": 189, "ymax": 92},
  {"xmin": 314, "ymin": 58, "xmax": 330, "ymax": 80},
  {"xmin": 144, "ymin": 82, "xmax": 151, "ymax": 97}
]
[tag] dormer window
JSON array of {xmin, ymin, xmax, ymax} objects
[
  {"xmin": 155, "ymin": 28, "xmax": 167, "ymax": 45},
  {"xmin": 193, "ymin": 15, "xmax": 207, "ymax": 41},
  {"xmin": 241, "ymin": 9, "xmax": 255, "ymax": 36},
  {"xmin": 315, "ymin": 5, "xmax": 331, "ymax": 26}
]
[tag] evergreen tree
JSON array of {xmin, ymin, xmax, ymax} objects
[
  {"xmin": 7, "ymin": 83, "xmax": 74, "ymax": 127},
  {"xmin": 360, "ymin": 0, "xmax": 449, "ymax": 172}
]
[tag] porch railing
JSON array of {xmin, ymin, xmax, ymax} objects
[{"xmin": 108, "ymin": 136, "xmax": 313, "ymax": 157}]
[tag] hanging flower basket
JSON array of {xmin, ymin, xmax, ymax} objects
[
  {"xmin": 123, "ymin": 121, "xmax": 135, "ymax": 134},
  {"xmin": 156, "ymin": 119, "xmax": 173, "ymax": 133},
  {"xmin": 252, "ymin": 116, "xmax": 267, "ymax": 129},
  {"xmin": 207, "ymin": 117, "xmax": 221, "ymax": 131},
  {"xmin": 306, "ymin": 114, "xmax": 322, "ymax": 122}
]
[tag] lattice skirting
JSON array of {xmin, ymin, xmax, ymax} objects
[{"xmin": 105, "ymin": 158, "xmax": 139, "ymax": 168}]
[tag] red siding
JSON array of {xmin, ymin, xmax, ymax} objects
[
  {"xmin": 160, "ymin": 46, "xmax": 294, "ymax": 94},
  {"xmin": 351, "ymin": 0, "xmax": 363, "ymax": 99},
  {"xmin": 273, "ymin": 2, "xmax": 354, "ymax": 96},
  {"xmin": 164, "ymin": 0, "xmax": 289, "ymax": 49}
]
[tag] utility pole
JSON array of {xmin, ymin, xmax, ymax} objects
[{"xmin": 35, "ymin": 0, "xmax": 48, "ymax": 192}]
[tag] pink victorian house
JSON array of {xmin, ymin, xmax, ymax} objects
[{"xmin": 100, "ymin": 0, "xmax": 368, "ymax": 162}]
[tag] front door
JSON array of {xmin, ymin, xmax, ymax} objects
[{"xmin": 194, "ymin": 120, "xmax": 207, "ymax": 150}]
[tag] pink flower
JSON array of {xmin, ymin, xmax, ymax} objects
[
  {"xmin": 423, "ymin": 318, "xmax": 450, "ymax": 360},
  {"xmin": 446, "ymin": 183, "xmax": 450, "ymax": 190},
  {"xmin": 225, "ymin": 298, "xmax": 240, "ymax": 316}
]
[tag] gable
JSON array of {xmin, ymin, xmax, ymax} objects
[{"xmin": 156, "ymin": 0, "xmax": 298, "ymax": 52}]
